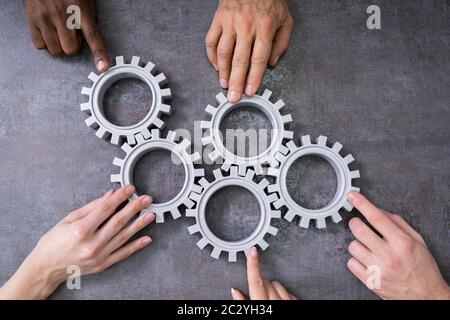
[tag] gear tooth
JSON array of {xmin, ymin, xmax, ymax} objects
[
  {"xmin": 155, "ymin": 212, "xmax": 165, "ymax": 223},
  {"xmin": 110, "ymin": 133, "xmax": 121, "ymax": 146},
  {"xmin": 81, "ymin": 87, "xmax": 92, "ymax": 96},
  {"xmin": 131, "ymin": 56, "xmax": 140, "ymax": 66},
  {"xmin": 188, "ymin": 224, "xmax": 200, "ymax": 235},
  {"xmin": 284, "ymin": 210, "xmax": 296, "ymax": 222},
  {"xmin": 189, "ymin": 192, "xmax": 201, "ymax": 203},
  {"xmin": 262, "ymin": 89, "xmax": 272, "ymax": 99},
  {"xmin": 80, "ymin": 102, "xmax": 91, "ymax": 113},
  {"xmin": 215, "ymin": 92, "xmax": 227, "ymax": 104},
  {"xmin": 151, "ymin": 129, "xmax": 160, "ymax": 139},
  {"xmin": 274, "ymin": 99, "xmax": 285, "ymax": 110},
  {"xmin": 254, "ymin": 163, "xmax": 264, "ymax": 175},
  {"xmin": 274, "ymin": 152, "xmax": 286, "ymax": 163},
  {"xmin": 197, "ymin": 238, "xmax": 209, "ymax": 250},
  {"xmin": 95, "ymin": 127, "xmax": 107, "ymax": 139},
  {"xmin": 282, "ymin": 114, "xmax": 293, "ymax": 124},
  {"xmin": 317, "ymin": 135, "xmax": 328, "ymax": 146},
  {"xmin": 344, "ymin": 154, "xmax": 355, "ymax": 164},
  {"xmin": 350, "ymin": 186, "xmax": 360, "ymax": 192},
  {"xmin": 279, "ymin": 145, "xmax": 289, "ymax": 155},
  {"xmin": 110, "ymin": 174, "xmax": 121, "ymax": 183},
  {"xmin": 155, "ymin": 73, "xmax": 167, "ymax": 85},
  {"xmin": 153, "ymin": 117, "xmax": 165, "ymax": 129},
  {"xmin": 228, "ymin": 251, "xmax": 237, "ymax": 263},
  {"xmin": 238, "ymin": 165, "xmax": 247, "ymax": 177},
  {"xmin": 343, "ymin": 201, "xmax": 353, "ymax": 212},
  {"xmin": 144, "ymin": 61, "xmax": 155, "ymax": 73},
  {"xmin": 299, "ymin": 217, "xmax": 310, "ymax": 228},
  {"xmin": 257, "ymin": 239, "xmax": 269, "ymax": 250},
  {"xmin": 350, "ymin": 170, "xmax": 360, "ymax": 179},
  {"xmin": 160, "ymin": 103, "xmax": 171, "ymax": 115},
  {"xmin": 126, "ymin": 134, "xmax": 136, "ymax": 145},
  {"xmin": 183, "ymin": 197, "xmax": 195, "ymax": 209},
  {"xmin": 191, "ymin": 184, "xmax": 203, "ymax": 194},
  {"xmin": 273, "ymin": 198, "xmax": 284, "ymax": 209},
  {"xmin": 199, "ymin": 177, "xmax": 210, "ymax": 188},
  {"xmin": 300, "ymin": 135, "xmax": 311, "ymax": 146},
  {"xmin": 332, "ymin": 212, "xmax": 342, "ymax": 223},
  {"xmin": 213, "ymin": 169, "xmax": 223, "ymax": 180},
  {"xmin": 287, "ymin": 140, "xmax": 297, "ymax": 152},
  {"xmin": 267, "ymin": 226, "xmax": 278, "ymax": 236},
  {"xmin": 267, "ymin": 184, "xmax": 279, "ymax": 193},
  {"xmin": 113, "ymin": 157, "xmax": 125, "ymax": 167},
  {"xmin": 205, "ymin": 104, "xmax": 218, "ymax": 116},
  {"xmin": 170, "ymin": 208, "xmax": 181, "ymax": 220},
  {"xmin": 84, "ymin": 116, "xmax": 97, "ymax": 128},
  {"xmin": 201, "ymin": 135, "xmax": 213, "ymax": 146},
  {"xmin": 166, "ymin": 130, "xmax": 177, "ymax": 142},
  {"xmin": 88, "ymin": 72, "xmax": 99, "ymax": 82},
  {"xmin": 267, "ymin": 167, "xmax": 279, "ymax": 177},
  {"xmin": 211, "ymin": 247, "xmax": 222, "ymax": 259},
  {"xmin": 195, "ymin": 168, "xmax": 205, "ymax": 177},
  {"xmin": 191, "ymin": 152, "xmax": 201, "ymax": 163},
  {"xmin": 200, "ymin": 120, "xmax": 212, "ymax": 129},
  {"xmin": 315, "ymin": 218, "xmax": 326, "ymax": 229},
  {"xmin": 268, "ymin": 193, "xmax": 278, "ymax": 203},
  {"xmin": 283, "ymin": 130, "xmax": 294, "ymax": 140},
  {"xmin": 115, "ymin": 56, "xmax": 124, "ymax": 65},
  {"xmin": 271, "ymin": 210, "xmax": 282, "ymax": 219},
  {"xmin": 139, "ymin": 128, "xmax": 150, "ymax": 139},
  {"xmin": 332, "ymin": 142, "xmax": 343, "ymax": 153},
  {"xmin": 179, "ymin": 139, "xmax": 191, "ymax": 151},
  {"xmin": 268, "ymin": 156, "xmax": 279, "ymax": 168},
  {"xmin": 221, "ymin": 160, "xmax": 232, "ymax": 172},
  {"xmin": 161, "ymin": 88, "xmax": 172, "ymax": 99},
  {"xmin": 245, "ymin": 169, "xmax": 255, "ymax": 181},
  {"xmin": 230, "ymin": 166, "xmax": 238, "ymax": 177},
  {"xmin": 185, "ymin": 209, "xmax": 196, "ymax": 217},
  {"xmin": 121, "ymin": 143, "xmax": 133, "ymax": 154},
  {"xmin": 258, "ymin": 179, "xmax": 269, "ymax": 190}
]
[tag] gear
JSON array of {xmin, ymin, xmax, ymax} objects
[
  {"xmin": 81, "ymin": 56, "xmax": 172, "ymax": 146},
  {"xmin": 186, "ymin": 166, "xmax": 281, "ymax": 262},
  {"xmin": 267, "ymin": 135, "xmax": 360, "ymax": 229},
  {"xmin": 201, "ymin": 90, "xmax": 293, "ymax": 176},
  {"xmin": 110, "ymin": 129, "xmax": 205, "ymax": 223}
]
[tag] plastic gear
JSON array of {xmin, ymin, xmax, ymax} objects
[
  {"xmin": 267, "ymin": 135, "xmax": 360, "ymax": 229},
  {"xmin": 111, "ymin": 129, "xmax": 204, "ymax": 223},
  {"xmin": 81, "ymin": 56, "xmax": 172, "ymax": 146},
  {"xmin": 186, "ymin": 166, "xmax": 281, "ymax": 262}
]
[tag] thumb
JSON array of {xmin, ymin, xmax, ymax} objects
[{"xmin": 81, "ymin": 15, "xmax": 109, "ymax": 72}]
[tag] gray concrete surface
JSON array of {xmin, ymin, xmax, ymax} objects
[{"xmin": 0, "ymin": 0, "xmax": 449, "ymax": 300}]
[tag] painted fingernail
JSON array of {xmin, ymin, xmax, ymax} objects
[
  {"xmin": 213, "ymin": 64, "xmax": 218, "ymax": 71},
  {"xmin": 125, "ymin": 185, "xmax": 135, "ymax": 194},
  {"xmin": 231, "ymin": 288, "xmax": 236, "ymax": 298},
  {"xmin": 141, "ymin": 196, "xmax": 152, "ymax": 207},
  {"xmin": 141, "ymin": 237, "xmax": 152, "ymax": 246},
  {"xmin": 220, "ymin": 78, "xmax": 228, "ymax": 89},
  {"xmin": 250, "ymin": 246, "xmax": 258, "ymax": 258},
  {"xmin": 97, "ymin": 60, "xmax": 106, "ymax": 72},
  {"xmin": 245, "ymin": 85, "xmax": 254, "ymax": 96},
  {"xmin": 143, "ymin": 212, "xmax": 155, "ymax": 223},
  {"xmin": 227, "ymin": 90, "xmax": 238, "ymax": 102},
  {"xmin": 347, "ymin": 191, "xmax": 358, "ymax": 204}
]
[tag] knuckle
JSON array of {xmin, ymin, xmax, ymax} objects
[
  {"xmin": 251, "ymin": 277, "xmax": 264, "ymax": 287},
  {"xmin": 260, "ymin": 14, "xmax": 276, "ymax": 31},
  {"xmin": 232, "ymin": 54, "xmax": 249, "ymax": 67},
  {"xmin": 348, "ymin": 240, "xmax": 359, "ymax": 252},
  {"xmin": 205, "ymin": 37, "xmax": 216, "ymax": 48},
  {"xmin": 397, "ymin": 237, "xmax": 414, "ymax": 254},
  {"xmin": 82, "ymin": 244, "xmax": 99, "ymax": 259},
  {"xmin": 73, "ymin": 226, "xmax": 88, "ymax": 240},
  {"xmin": 217, "ymin": 47, "xmax": 232, "ymax": 60},
  {"xmin": 251, "ymin": 55, "xmax": 268, "ymax": 66}
]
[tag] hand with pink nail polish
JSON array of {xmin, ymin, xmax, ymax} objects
[
  {"xmin": 0, "ymin": 185, "xmax": 155, "ymax": 300},
  {"xmin": 23, "ymin": 0, "xmax": 109, "ymax": 72},
  {"xmin": 205, "ymin": 0, "xmax": 293, "ymax": 103},
  {"xmin": 346, "ymin": 191, "xmax": 450, "ymax": 300},
  {"xmin": 231, "ymin": 247, "xmax": 298, "ymax": 300}
]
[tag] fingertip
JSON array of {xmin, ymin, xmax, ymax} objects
[
  {"xmin": 227, "ymin": 90, "xmax": 240, "ymax": 103},
  {"xmin": 347, "ymin": 190, "xmax": 361, "ymax": 205},
  {"xmin": 141, "ymin": 236, "xmax": 152, "ymax": 246},
  {"xmin": 124, "ymin": 184, "xmax": 135, "ymax": 194},
  {"xmin": 141, "ymin": 195, "xmax": 152, "ymax": 207},
  {"xmin": 250, "ymin": 246, "xmax": 258, "ymax": 259},
  {"xmin": 269, "ymin": 55, "xmax": 280, "ymax": 67},
  {"xmin": 102, "ymin": 189, "xmax": 114, "ymax": 198},
  {"xmin": 96, "ymin": 59, "xmax": 108, "ymax": 73},
  {"xmin": 245, "ymin": 84, "xmax": 256, "ymax": 96}
]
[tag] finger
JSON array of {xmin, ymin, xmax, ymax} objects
[
  {"xmin": 217, "ymin": 31, "xmax": 236, "ymax": 90},
  {"xmin": 348, "ymin": 191, "xmax": 404, "ymax": 240},
  {"xmin": 54, "ymin": 19, "xmax": 79, "ymax": 56},
  {"xmin": 348, "ymin": 217, "xmax": 385, "ymax": 253},
  {"xmin": 290, "ymin": 294, "xmax": 298, "ymax": 300},
  {"xmin": 270, "ymin": 281, "xmax": 293, "ymax": 300},
  {"xmin": 82, "ymin": 185, "xmax": 135, "ymax": 231},
  {"xmin": 205, "ymin": 21, "xmax": 222, "ymax": 71},
  {"xmin": 268, "ymin": 17, "xmax": 293, "ymax": 66},
  {"xmin": 246, "ymin": 246, "xmax": 268, "ymax": 300},
  {"xmin": 61, "ymin": 189, "xmax": 114, "ymax": 224},
  {"xmin": 264, "ymin": 281, "xmax": 282, "ymax": 300},
  {"xmin": 100, "ymin": 236, "xmax": 152, "ymax": 271},
  {"xmin": 231, "ymin": 288, "xmax": 246, "ymax": 300},
  {"xmin": 227, "ymin": 34, "xmax": 253, "ymax": 102},
  {"xmin": 81, "ymin": 15, "xmax": 109, "ymax": 72},
  {"xmin": 347, "ymin": 257, "xmax": 369, "ymax": 285},
  {"xmin": 245, "ymin": 36, "xmax": 272, "ymax": 96},
  {"xmin": 29, "ymin": 26, "xmax": 46, "ymax": 49},
  {"xmin": 103, "ymin": 211, "xmax": 155, "ymax": 253},
  {"xmin": 40, "ymin": 24, "xmax": 63, "ymax": 55},
  {"xmin": 348, "ymin": 239, "xmax": 374, "ymax": 268},
  {"xmin": 387, "ymin": 213, "xmax": 425, "ymax": 244}
]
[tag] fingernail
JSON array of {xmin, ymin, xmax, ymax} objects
[
  {"xmin": 250, "ymin": 246, "xmax": 258, "ymax": 258},
  {"xmin": 347, "ymin": 191, "xmax": 358, "ymax": 204},
  {"xmin": 141, "ymin": 237, "xmax": 152, "ymax": 246},
  {"xmin": 97, "ymin": 60, "xmax": 106, "ymax": 72},
  {"xmin": 220, "ymin": 78, "xmax": 228, "ymax": 89},
  {"xmin": 245, "ymin": 84, "xmax": 254, "ymax": 96},
  {"xmin": 272, "ymin": 55, "xmax": 280, "ymax": 65},
  {"xmin": 227, "ymin": 90, "xmax": 238, "ymax": 102},
  {"xmin": 125, "ymin": 185, "xmax": 135, "ymax": 194},
  {"xmin": 141, "ymin": 196, "xmax": 152, "ymax": 207},
  {"xmin": 103, "ymin": 189, "xmax": 113, "ymax": 198},
  {"xmin": 231, "ymin": 288, "xmax": 236, "ymax": 298},
  {"xmin": 213, "ymin": 64, "xmax": 218, "ymax": 71},
  {"xmin": 143, "ymin": 212, "xmax": 155, "ymax": 223}
]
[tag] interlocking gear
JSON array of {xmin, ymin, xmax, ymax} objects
[
  {"xmin": 111, "ymin": 129, "xmax": 205, "ymax": 223},
  {"xmin": 201, "ymin": 90, "xmax": 293, "ymax": 176},
  {"xmin": 267, "ymin": 135, "xmax": 360, "ymax": 229},
  {"xmin": 186, "ymin": 166, "xmax": 281, "ymax": 262},
  {"xmin": 81, "ymin": 56, "xmax": 172, "ymax": 146}
]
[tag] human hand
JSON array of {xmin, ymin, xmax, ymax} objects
[
  {"xmin": 23, "ymin": 0, "xmax": 109, "ymax": 72},
  {"xmin": 0, "ymin": 185, "xmax": 154, "ymax": 300},
  {"xmin": 346, "ymin": 191, "xmax": 450, "ymax": 300},
  {"xmin": 231, "ymin": 247, "xmax": 297, "ymax": 300},
  {"xmin": 206, "ymin": 0, "xmax": 293, "ymax": 102}
]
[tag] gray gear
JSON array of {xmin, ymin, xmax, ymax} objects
[
  {"xmin": 81, "ymin": 56, "xmax": 172, "ymax": 146},
  {"xmin": 267, "ymin": 135, "xmax": 360, "ymax": 229},
  {"xmin": 111, "ymin": 129, "xmax": 205, "ymax": 223},
  {"xmin": 187, "ymin": 166, "xmax": 281, "ymax": 262},
  {"xmin": 201, "ymin": 90, "xmax": 293, "ymax": 176}
]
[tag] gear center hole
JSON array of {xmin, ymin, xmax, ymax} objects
[
  {"xmin": 133, "ymin": 149, "xmax": 185, "ymax": 204},
  {"xmin": 219, "ymin": 105, "xmax": 273, "ymax": 157},
  {"xmin": 103, "ymin": 78, "xmax": 153, "ymax": 126},
  {"xmin": 286, "ymin": 155, "xmax": 338, "ymax": 210},
  {"xmin": 206, "ymin": 186, "xmax": 260, "ymax": 242}
]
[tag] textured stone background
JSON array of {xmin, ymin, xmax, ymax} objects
[{"xmin": 0, "ymin": 0, "xmax": 449, "ymax": 299}]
